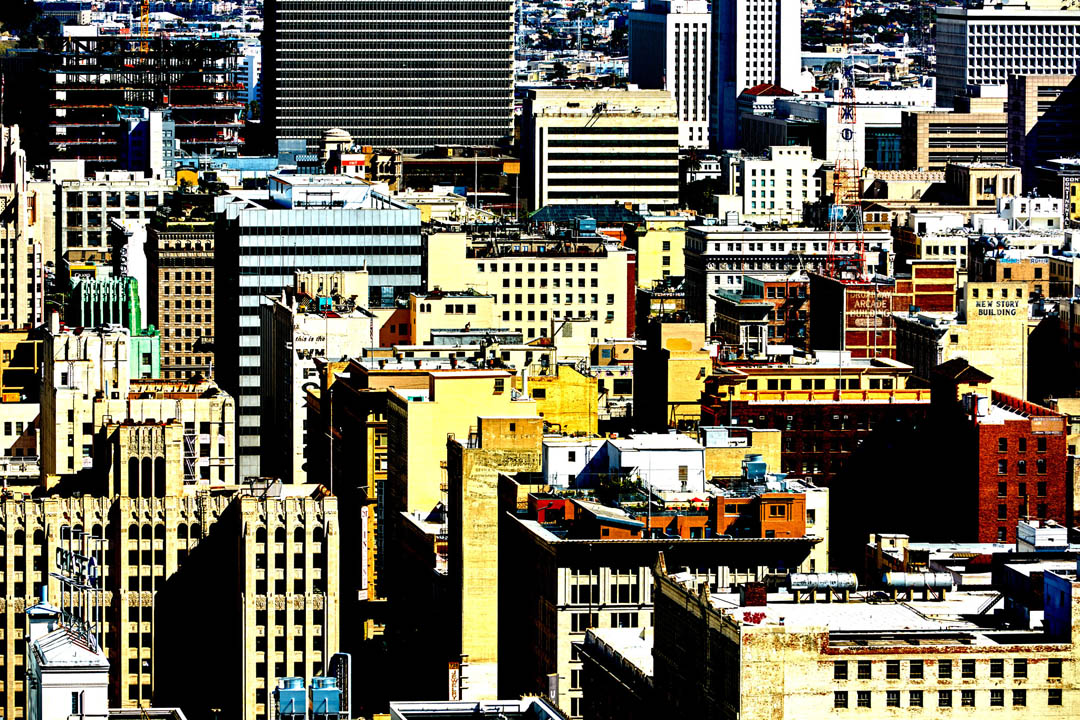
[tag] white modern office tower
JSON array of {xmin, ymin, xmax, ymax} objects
[
  {"xmin": 265, "ymin": 0, "xmax": 514, "ymax": 153},
  {"xmin": 710, "ymin": 0, "xmax": 800, "ymax": 149},
  {"xmin": 937, "ymin": 0, "xmax": 1080, "ymax": 108},
  {"xmin": 629, "ymin": 0, "xmax": 712, "ymax": 148}
]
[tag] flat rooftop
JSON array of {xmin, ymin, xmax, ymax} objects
[
  {"xmin": 609, "ymin": 433, "xmax": 703, "ymax": 451},
  {"xmin": 698, "ymin": 586, "xmax": 1071, "ymax": 648}
]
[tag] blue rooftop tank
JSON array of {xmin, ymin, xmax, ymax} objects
[
  {"xmin": 311, "ymin": 676, "xmax": 341, "ymax": 718},
  {"xmin": 275, "ymin": 677, "xmax": 307, "ymax": 720}
]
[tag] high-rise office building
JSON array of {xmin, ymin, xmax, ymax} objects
[
  {"xmin": 265, "ymin": 0, "xmax": 514, "ymax": 153},
  {"xmin": 629, "ymin": 0, "xmax": 712, "ymax": 148},
  {"xmin": 710, "ymin": 0, "xmax": 800, "ymax": 149},
  {"xmin": 936, "ymin": 0, "xmax": 1080, "ymax": 108},
  {"xmin": 214, "ymin": 174, "xmax": 421, "ymax": 482}
]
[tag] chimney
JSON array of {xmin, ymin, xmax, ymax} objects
[{"xmin": 739, "ymin": 582, "xmax": 767, "ymax": 607}]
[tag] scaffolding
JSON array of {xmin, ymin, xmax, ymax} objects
[{"xmin": 49, "ymin": 32, "xmax": 242, "ymax": 169}]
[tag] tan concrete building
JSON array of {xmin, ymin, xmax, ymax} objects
[
  {"xmin": 447, "ymin": 416, "xmax": 543, "ymax": 699},
  {"xmin": 895, "ymin": 281, "xmax": 1030, "ymax": 398},
  {"xmin": 146, "ymin": 197, "xmax": 216, "ymax": 380},
  {"xmin": 700, "ymin": 425, "xmax": 782, "ymax": 480},
  {"xmin": 943, "ymin": 162, "xmax": 1021, "ymax": 206},
  {"xmin": 652, "ymin": 555, "xmax": 1080, "ymax": 719},
  {"xmin": 902, "ymin": 108, "xmax": 1008, "ymax": 171},
  {"xmin": 426, "ymin": 230, "xmax": 637, "ymax": 358},
  {"xmin": 386, "ymin": 370, "xmax": 537, "ymax": 521},
  {"xmin": 40, "ymin": 319, "xmax": 235, "ymax": 486},
  {"xmin": 0, "ymin": 126, "xmax": 52, "ymax": 330},
  {"xmin": 1007, "ymin": 74, "xmax": 1079, "ymax": 190},
  {"xmin": 408, "ymin": 289, "xmax": 497, "ymax": 346},
  {"xmin": 0, "ymin": 483, "xmax": 336, "ymax": 720},
  {"xmin": 632, "ymin": 322, "xmax": 710, "ymax": 432}
]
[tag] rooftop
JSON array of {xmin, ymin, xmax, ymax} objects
[
  {"xmin": 389, "ymin": 698, "xmax": 567, "ymax": 720},
  {"xmin": 608, "ymin": 433, "xmax": 704, "ymax": 452},
  {"xmin": 585, "ymin": 626, "xmax": 654, "ymax": 679}
]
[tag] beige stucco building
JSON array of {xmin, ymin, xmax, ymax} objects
[
  {"xmin": 426, "ymin": 231, "xmax": 636, "ymax": 359},
  {"xmin": 895, "ymin": 280, "xmax": 1030, "ymax": 397}
]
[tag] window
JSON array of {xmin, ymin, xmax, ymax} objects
[
  {"xmin": 990, "ymin": 659, "xmax": 1004, "ymax": 678},
  {"xmin": 998, "ymin": 437, "xmax": 1008, "ymax": 452},
  {"xmin": 1018, "ymin": 438, "xmax": 1027, "ymax": 452},
  {"xmin": 1049, "ymin": 659, "xmax": 1062, "ymax": 679},
  {"xmin": 857, "ymin": 661, "xmax": 871, "ymax": 679},
  {"xmin": 856, "ymin": 691, "xmax": 871, "ymax": 708},
  {"xmin": 998, "ymin": 482, "xmax": 1007, "ymax": 497},
  {"xmin": 998, "ymin": 504, "xmax": 1007, "ymax": 521},
  {"xmin": 962, "ymin": 659, "xmax": 975, "ymax": 678},
  {"xmin": 1049, "ymin": 688, "xmax": 1062, "ymax": 706},
  {"xmin": 886, "ymin": 690, "xmax": 900, "ymax": 707},
  {"xmin": 570, "ymin": 612, "xmax": 598, "ymax": 633},
  {"xmin": 1014, "ymin": 659, "xmax": 1027, "ymax": 678},
  {"xmin": 834, "ymin": 661, "xmax": 848, "ymax": 680},
  {"xmin": 1018, "ymin": 460, "xmax": 1027, "ymax": 475},
  {"xmin": 886, "ymin": 660, "xmax": 900, "ymax": 679},
  {"xmin": 961, "ymin": 690, "xmax": 975, "ymax": 707},
  {"xmin": 910, "ymin": 660, "xmax": 923, "ymax": 679},
  {"xmin": 940, "ymin": 660, "xmax": 952, "ymax": 679},
  {"xmin": 1012, "ymin": 689, "xmax": 1026, "ymax": 706},
  {"xmin": 71, "ymin": 692, "xmax": 81, "ymax": 714},
  {"xmin": 1036, "ymin": 458, "xmax": 1047, "ymax": 474},
  {"xmin": 998, "ymin": 460, "xmax": 1007, "ymax": 474},
  {"xmin": 834, "ymin": 691, "xmax": 848, "ymax": 709},
  {"xmin": 532, "ymin": 389, "xmax": 546, "ymax": 399},
  {"xmin": 1037, "ymin": 481, "xmax": 1047, "ymax": 497},
  {"xmin": 493, "ymin": 378, "xmax": 505, "ymax": 394},
  {"xmin": 909, "ymin": 690, "xmax": 923, "ymax": 707},
  {"xmin": 1037, "ymin": 437, "xmax": 1047, "ymax": 452},
  {"xmin": 990, "ymin": 689, "xmax": 1004, "ymax": 707},
  {"xmin": 939, "ymin": 690, "xmax": 952, "ymax": 707}
]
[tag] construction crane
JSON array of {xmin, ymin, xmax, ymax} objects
[
  {"xmin": 138, "ymin": 0, "xmax": 150, "ymax": 53},
  {"xmin": 826, "ymin": 0, "xmax": 866, "ymax": 280}
]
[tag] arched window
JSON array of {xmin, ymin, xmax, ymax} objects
[
  {"xmin": 141, "ymin": 457, "xmax": 152, "ymax": 498},
  {"xmin": 128, "ymin": 457, "xmax": 139, "ymax": 497},
  {"xmin": 294, "ymin": 527, "xmax": 305, "ymax": 544},
  {"xmin": 154, "ymin": 458, "xmax": 166, "ymax": 497},
  {"xmin": 154, "ymin": 524, "xmax": 165, "ymax": 541},
  {"xmin": 177, "ymin": 524, "xmax": 188, "ymax": 541},
  {"xmin": 141, "ymin": 524, "xmax": 152, "ymax": 541}
]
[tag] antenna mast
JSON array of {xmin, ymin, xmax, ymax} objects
[{"xmin": 827, "ymin": 0, "xmax": 866, "ymax": 280}]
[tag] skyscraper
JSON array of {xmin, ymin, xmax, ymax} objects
[
  {"xmin": 937, "ymin": 0, "xmax": 1080, "ymax": 109},
  {"xmin": 265, "ymin": 0, "xmax": 515, "ymax": 154},
  {"xmin": 710, "ymin": 0, "xmax": 800, "ymax": 149},
  {"xmin": 629, "ymin": 0, "xmax": 712, "ymax": 148}
]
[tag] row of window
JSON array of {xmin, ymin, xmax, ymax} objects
[
  {"xmin": 997, "ymin": 437, "xmax": 1048, "ymax": 453},
  {"xmin": 502, "ymin": 276, "xmax": 602, "ymax": 289},
  {"xmin": 835, "ymin": 688, "xmax": 1058, "ymax": 708},
  {"xmin": 997, "ymin": 459, "xmax": 1049, "ymax": 475},
  {"xmin": 745, "ymin": 377, "xmax": 894, "ymax": 391},
  {"xmin": 479, "ymin": 261, "xmax": 600, "ymax": 274},
  {"xmin": 835, "ymin": 658, "xmax": 1058, "ymax": 680}
]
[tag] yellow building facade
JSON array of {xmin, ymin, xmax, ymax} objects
[
  {"xmin": 386, "ymin": 371, "xmax": 537, "ymax": 520},
  {"xmin": 522, "ymin": 364, "xmax": 599, "ymax": 435},
  {"xmin": 408, "ymin": 290, "xmax": 497, "ymax": 345},
  {"xmin": 447, "ymin": 416, "xmax": 543, "ymax": 699},
  {"xmin": 633, "ymin": 323, "xmax": 711, "ymax": 432},
  {"xmin": 631, "ymin": 214, "xmax": 689, "ymax": 288}
]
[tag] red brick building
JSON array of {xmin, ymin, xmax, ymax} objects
[
  {"xmin": 970, "ymin": 390, "xmax": 1068, "ymax": 543},
  {"xmin": 808, "ymin": 261, "xmax": 957, "ymax": 359}
]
